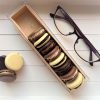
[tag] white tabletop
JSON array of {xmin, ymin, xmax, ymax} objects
[{"xmin": 0, "ymin": 1, "xmax": 100, "ymax": 99}]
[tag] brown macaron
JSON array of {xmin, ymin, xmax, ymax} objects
[
  {"xmin": 39, "ymin": 39, "xmax": 54, "ymax": 51},
  {"xmin": 44, "ymin": 46, "xmax": 61, "ymax": 62},
  {"xmin": 54, "ymin": 59, "xmax": 73, "ymax": 76},
  {"xmin": 60, "ymin": 66, "xmax": 78, "ymax": 82},
  {"xmin": 28, "ymin": 28, "xmax": 45, "ymax": 43},
  {"xmin": 0, "ymin": 69, "xmax": 16, "ymax": 82},
  {"xmin": 39, "ymin": 39, "xmax": 56, "ymax": 55}
]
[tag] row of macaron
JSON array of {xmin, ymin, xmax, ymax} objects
[
  {"xmin": 28, "ymin": 28, "xmax": 85, "ymax": 90},
  {"xmin": 0, "ymin": 52, "xmax": 24, "ymax": 82}
]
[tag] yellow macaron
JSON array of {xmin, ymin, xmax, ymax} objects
[
  {"xmin": 49, "ymin": 52, "xmax": 65, "ymax": 66},
  {"xmin": 5, "ymin": 52, "xmax": 24, "ymax": 71},
  {"xmin": 53, "ymin": 55, "xmax": 67, "ymax": 68},
  {"xmin": 34, "ymin": 33, "xmax": 49, "ymax": 47},
  {"xmin": 66, "ymin": 72, "xmax": 84, "ymax": 90},
  {"xmin": 37, "ymin": 35, "xmax": 51, "ymax": 48}
]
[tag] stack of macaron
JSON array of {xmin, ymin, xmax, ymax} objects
[
  {"xmin": 0, "ymin": 52, "xmax": 24, "ymax": 82},
  {"xmin": 28, "ymin": 28, "xmax": 85, "ymax": 90}
]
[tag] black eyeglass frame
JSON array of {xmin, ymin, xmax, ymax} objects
[{"xmin": 50, "ymin": 5, "xmax": 100, "ymax": 66}]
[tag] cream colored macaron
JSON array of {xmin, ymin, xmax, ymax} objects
[
  {"xmin": 5, "ymin": 52, "xmax": 24, "ymax": 71},
  {"xmin": 34, "ymin": 33, "xmax": 49, "ymax": 47},
  {"xmin": 37, "ymin": 35, "xmax": 51, "ymax": 48},
  {"xmin": 53, "ymin": 55, "xmax": 67, "ymax": 68},
  {"xmin": 66, "ymin": 72, "xmax": 84, "ymax": 90},
  {"xmin": 49, "ymin": 52, "xmax": 65, "ymax": 66}
]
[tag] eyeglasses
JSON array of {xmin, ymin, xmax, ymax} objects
[{"xmin": 50, "ymin": 5, "xmax": 100, "ymax": 66}]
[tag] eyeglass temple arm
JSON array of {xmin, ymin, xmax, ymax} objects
[
  {"xmin": 89, "ymin": 49, "xmax": 93, "ymax": 66},
  {"xmin": 50, "ymin": 13, "xmax": 65, "ymax": 19},
  {"xmin": 50, "ymin": 13, "xmax": 72, "ymax": 23}
]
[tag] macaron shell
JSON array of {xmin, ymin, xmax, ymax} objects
[
  {"xmin": 66, "ymin": 72, "xmax": 84, "ymax": 89},
  {"xmin": 49, "ymin": 52, "xmax": 65, "ymax": 66},
  {"xmin": 5, "ymin": 52, "xmax": 24, "ymax": 71},
  {"xmin": 34, "ymin": 33, "xmax": 49, "ymax": 47}
]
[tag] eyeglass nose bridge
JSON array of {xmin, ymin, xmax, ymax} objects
[
  {"xmin": 75, "ymin": 38, "xmax": 79, "ymax": 44},
  {"xmin": 70, "ymin": 29, "xmax": 82, "ymax": 39}
]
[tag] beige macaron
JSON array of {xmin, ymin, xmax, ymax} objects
[
  {"xmin": 66, "ymin": 72, "xmax": 84, "ymax": 90},
  {"xmin": 5, "ymin": 52, "xmax": 24, "ymax": 71}
]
